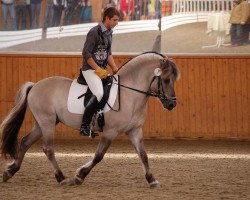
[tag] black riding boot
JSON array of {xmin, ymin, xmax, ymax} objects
[{"xmin": 80, "ymin": 95, "xmax": 98, "ymax": 137}]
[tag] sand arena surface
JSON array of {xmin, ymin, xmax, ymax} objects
[{"xmin": 0, "ymin": 139, "xmax": 250, "ymax": 200}]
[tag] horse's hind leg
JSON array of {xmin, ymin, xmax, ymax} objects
[
  {"xmin": 40, "ymin": 124, "xmax": 65, "ymax": 183},
  {"xmin": 3, "ymin": 123, "xmax": 42, "ymax": 182},
  {"xmin": 128, "ymin": 127, "xmax": 160, "ymax": 188}
]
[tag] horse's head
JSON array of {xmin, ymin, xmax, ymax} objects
[{"xmin": 150, "ymin": 57, "xmax": 180, "ymax": 110}]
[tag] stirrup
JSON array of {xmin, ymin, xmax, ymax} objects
[{"xmin": 80, "ymin": 125, "xmax": 97, "ymax": 138}]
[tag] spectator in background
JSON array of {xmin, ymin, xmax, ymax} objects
[
  {"xmin": 229, "ymin": 0, "xmax": 250, "ymax": 46},
  {"xmin": 52, "ymin": 0, "xmax": 67, "ymax": 27},
  {"xmin": 245, "ymin": 0, "xmax": 250, "ymax": 43},
  {"xmin": 1, "ymin": 0, "xmax": 17, "ymax": 30},
  {"xmin": 15, "ymin": 0, "xmax": 26, "ymax": 30},
  {"xmin": 134, "ymin": 0, "xmax": 149, "ymax": 20},
  {"xmin": 102, "ymin": 0, "xmax": 117, "ymax": 11},
  {"xmin": 120, "ymin": 0, "xmax": 135, "ymax": 21},
  {"xmin": 148, "ymin": 0, "xmax": 156, "ymax": 19},
  {"xmin": 155, "ymin": 0, "xmax": 161, "ymax": 19},
  {"xmin": 30, "ymin": 0, "xmax": 41, "ymax": 29},
  {"xmin": 134, "ymin": 0, "xmax": 141, "ymax": 20},
  {"xmin": 79, "ymin": 0, "xmax": 92, "ymax": 23},
  {"xmin": 44, "ymin": 0, "xmax": 54, "ymax": 28},
  {"xmin": 64, "ymin": 0, "xmax": 77, "ymax": 25},
  {"xmin": 26, "ymin": 0, "xmax": 32, "ymax": 28},
  {"xmin": 139, "ymin": 0, "xmax": 149, "ymax": 19}
]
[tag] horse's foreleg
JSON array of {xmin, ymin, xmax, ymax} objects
[
  {"xmin": 41, "ymin": 126, "xmax": 65, "ymax": 184},
  {"xmin": 3, "ymin": 124, "xmax": 42, "ymax": 182},
  {"xmin": 128, "ymin": 128, "xmax": 160, "ymax": 188},
  {"xmin": 71, "ymin": 136, "xmax": 112, "ymax": 185}
]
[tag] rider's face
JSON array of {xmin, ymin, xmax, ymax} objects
[{"xmin": 105, "ymin": 15, "xmax": 119, "ymax": 29}]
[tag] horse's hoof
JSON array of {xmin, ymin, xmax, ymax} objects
[
  {"xmin": 60, "ymin": 178, "xmax": 75, "ymax": 186},
  {"xmin": 3, "ymin": 171, "xmax": 12, "ymax": 182},
  {"xmin": 149, "ymin": 180, "xmax": 160, "ymax": 188},
  {"xmin": 73, "ymin": 176, "xmax": 83, "ymax": 185}
]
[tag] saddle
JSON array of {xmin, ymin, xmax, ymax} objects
[{"xmin": 77, "ymin": 70, "xmax": 114, "ymax": 130}]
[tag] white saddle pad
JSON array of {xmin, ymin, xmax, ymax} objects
[{"xmin": 67, "ymin": 75, "xmax": 119, "ymax": 114}]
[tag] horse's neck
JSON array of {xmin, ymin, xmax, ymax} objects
[{"xmin": 119, "ymin": 55, "xmax": 160, "ymax": 89}]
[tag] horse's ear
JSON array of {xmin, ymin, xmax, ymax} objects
[
  {"xmin": 174, "ymin": 65, "xmax": 181, "ymax": 81},
  {"xmin": 161, "ymin": 58, "xmax": 168, "ymax": 64}
]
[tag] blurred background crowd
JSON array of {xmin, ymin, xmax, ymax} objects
[
  {"xmin": 0, "ymin": 0, "xmax": 168, "ymax": 31},
  {"xmin": 0, "ymin": 0, "xmax": 249, "ymax": 47}
]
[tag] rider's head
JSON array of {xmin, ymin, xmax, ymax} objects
[{"xmin": 102, "ymin": 7, "xmax": 120, "ymax": 29}]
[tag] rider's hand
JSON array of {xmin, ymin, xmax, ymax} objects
[{"xmin": 95, "ymin": 67, "xmax": 108, "ymax": 79}]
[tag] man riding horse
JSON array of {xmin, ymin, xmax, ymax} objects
[{"xmin": 80, "ymin": 7, "xmax": 120, "ymax": 137}]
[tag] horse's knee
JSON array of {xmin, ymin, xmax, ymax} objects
[{"xmin": 43, "ymin": 147, "xmax": 54, "ymax": 160}]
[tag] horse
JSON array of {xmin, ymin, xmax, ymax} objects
[{"xmin": 0, "ymin": 52, "xmax": 180, "ymax": 188}]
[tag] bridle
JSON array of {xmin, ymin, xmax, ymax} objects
[
  {"xmin": 147, "ymin": 75, "xmax": 177, "ymax": 103},
  {"xmin": 109, "ymin": 74, "xmax": 177, "ymax": 112}
]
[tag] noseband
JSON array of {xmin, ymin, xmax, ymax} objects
[{"xmin": 148, "ymin": 76, "xmax": 177, "ymax": 102}]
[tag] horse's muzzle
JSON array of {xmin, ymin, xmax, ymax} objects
[{"xmin": 164, "ymin": 100, "xmax": 176, "ymax": 111}]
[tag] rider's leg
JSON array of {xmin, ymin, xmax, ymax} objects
[
  {"xmin": 80, "ymin": 95, "xmax": 98, "ymax": 136},
  {"xmin": 80, "ymin": 70, "xmax": 103, "ymax": 137}
]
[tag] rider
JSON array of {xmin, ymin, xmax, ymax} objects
[{"xmin": 80, "ymin": 7, "xmax": 120, "ymax": 137}]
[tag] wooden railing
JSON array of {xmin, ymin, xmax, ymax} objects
[
  {"xmin": 172, "ymin": 0, "xmax": 234, "ymax": 13},
  {"xmin": 0, "ymin": 20, "xmax": 160, "ymax": 48},
  {"xmin": 0, "ymin": 53, "xmax": 249, "ymax": 140}
]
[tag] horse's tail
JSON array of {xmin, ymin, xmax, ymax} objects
[{"xmin": 0, "ymin": 82, "xmax": 35, "ymax": 159}]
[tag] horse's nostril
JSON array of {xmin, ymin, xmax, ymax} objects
[
  {"xmin": 167, "ymin": 101, "xmax": 176, "ymax": 110},
  {"xmin": 169, "ymin": 104, "xmax": 174, "ymax": 109}
]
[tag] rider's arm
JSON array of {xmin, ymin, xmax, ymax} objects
[
  {"xmin": 108, "ymin": 55, "xmax": 118, "ymax": 74},
  {"xmin": 86, "ymin": 57, "xmax": 99, "ymax": 70},
  {"xmin": 82, "ymin": 27, "xmax": 108, "ymax": 79},
  {"xmin": 82, "ymin": 28, "xmax": 99, "ymax": 69}
]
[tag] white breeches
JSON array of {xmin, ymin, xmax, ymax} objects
[{"xmin": 82, "ymin": 70, "xmax": 104, "ymax": 102}]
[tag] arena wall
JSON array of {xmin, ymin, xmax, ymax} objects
[{"xmin": 0, "ymin": 53, "xmax": 249, "ymax": 140}]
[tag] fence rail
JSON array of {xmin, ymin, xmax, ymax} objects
[
  {"xmin": 0, "ymin": 20, "xmax": 159, "ymax": 48},
  {"xmin": 172, "ymin": 0, "xmax": 234, "ymax": 13},
  {"xmin": 0, "ymin": 54, "xmax": 249, "ymax": 140}
]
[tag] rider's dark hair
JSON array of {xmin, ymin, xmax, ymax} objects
[{"xmin": 102, "ymin": 7, "xmax": 120, "ymax": 22}]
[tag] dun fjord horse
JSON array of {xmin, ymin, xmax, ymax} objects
[{"xmin": 0, "ymin": 52, "xmax": 180, "ymax": 188}]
